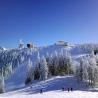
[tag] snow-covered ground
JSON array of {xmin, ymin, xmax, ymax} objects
[
  {"xmin": 5, "ymin": 64, "xmax": 27, "ymax": 91},
  {"xmin": 1, "ymin": 90, "xmax": 98, "ymax": 98},
  {"xmin": 1, "ymin": 76, "xmax": 98, "ymax": 98}
]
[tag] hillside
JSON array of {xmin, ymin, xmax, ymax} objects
[
  {"xmin": 0, "ymin": 76, "xmax": 98, "ymax": 98},
  {"xmin": 0, "ymin": 42, "xmax": 98, "ymax": 94}
]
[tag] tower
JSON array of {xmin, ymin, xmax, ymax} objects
[{"xmin": 19, "ymin": 39, "xmax": 24, "ymax": 49}]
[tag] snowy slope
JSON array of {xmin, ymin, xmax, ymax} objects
[
  {"xmin": 1, "ymin": 76, "xmax": 98, "ymax": 98},
  {"xmin": 38, "ymin": 44, "xmax": 71, "ymax": 57},
  {"xmin": 5, "ymin": 64, "xmax": 28, "ymax": 91},
  {"xmin": 1, "ymin": 90, "xmax": 98, "ymax": 98}
]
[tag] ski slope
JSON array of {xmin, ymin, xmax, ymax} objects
[
  {"xmin": 1, "ymin": 90, "xmax": 98, "ymax": 98},
  {"xmin": 1, "ymin": 76, "xmax": 98, "ymax": 98},
  {"xmin": 5, "ymin": 63, "xmax": 28, "ymax": 91}
]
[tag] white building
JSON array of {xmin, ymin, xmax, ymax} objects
[{"xmin": 55, "ymin": 41, "xmax": 68, "ymax": 46}]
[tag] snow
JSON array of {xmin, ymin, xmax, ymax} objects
[
  {"xmin": 1, "ymin": 43, "xmax": 98, "ymax": 97},
  {"xmin": 5, "ymin": 64, "xmax": 27, "ymax": 91},
  {"xmin": 1, "ymin": 76, "xmax": 98, "ymax": 98},
  {"xmin": 1, "ymin": 90, "xmax": 98, "ymax": 98}
]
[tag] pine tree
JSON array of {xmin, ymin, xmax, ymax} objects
[
  {"xmin": 79, "ymin": 58, "xmax": 84, "ymax": 81},
  {"xmin": 53, "ymin": 51, "xmax": 59, "ymax": 75},
  {"xmin": 36, "ymin": 51, "xmax": 40, "ymax": 67},
  {"xmin": 76, "ymin": 53, "xmax": 98, "ymax": 87},
  {"xmin": 93, "ymin": 67, "xmax": 98, "ymax": 86},
  {"xmin": 40, "ymin": 56, "xmax": 49, "ymax": 80},
  {"xmin": 0, "ymin": 68, "xmax": 5, "ymax": 93},
  {"xmin": 88, "ymin": 55, "xmax": 97, "ymax": 86},
  {"xmin": 25, "ymin": 58, "xmax": 34, "ymax": 84},
  {"xmin": 48, "ymin": 54, "xmax": 54, "ymax": 76},
  {"xmin": 65, "ymin": 51, "xmax": 72, "ymax": 75}
]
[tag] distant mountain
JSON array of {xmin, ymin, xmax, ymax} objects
[
  {"xmin": 0, "ymin": 47, "xmax": 4, "ymax": 51},
  {"xmin": 0, "ymin": 47, "xmax": 7, "ymax": 51}
]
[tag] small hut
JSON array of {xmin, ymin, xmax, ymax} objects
[
  {"xmin": 94, "ymin": 50, "xmax": 98, "ymax": 55},
  {"xmin": 27, "ymin": 43, "xmax": 34, "ymax": 49}
]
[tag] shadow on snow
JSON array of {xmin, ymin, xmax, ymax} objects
[{"xmin": 18, "ymin": 76, "xmax": 98, "ymax": 95}]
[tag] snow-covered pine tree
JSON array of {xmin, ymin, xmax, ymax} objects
[
  {"xmin": 82, "ymin": 58, "xmax": 89, "ymax": 86},
  {"xmin": 25, "ymin": 58, "xmax": 34, "ymax": 85},
  {"xmin": 33, "ymin": 51, "xmax": 41, "ymax": 80},
  {"xmin": 53, "ymin": 51, "xmax": 59, "ymax": 75},
  {"xmin": 83, "ymin": 60, "xmax": 89, "ymax": 81},
  {"xmin": 76, "ymin": 53, "xmax": 98, "ymax": 87},
  {"xmin": 40, "ymin": 56, "xmax": 49, "ymax": 80},
  {"xmin": 78, "ymin": 57, "xmax": 84, "ymax": 81},
  {"xmin": 36, "ymin": 51, "xmax": 40, "ymax": 67},
  {"xmin": 93, "ymin": 66, "xmax": 98, "ymax": 86},
  {"xmin": 48, "ymin": 54, "xmax": 54, "ymax": 76},
  {"xmin": 91, "ymin": 50, "xmax": 95, "ymax": 57},
  {"xmin": 76, "ymin": 57, "xmax": 89, "ymax": 84},
  {"xmin": 65, "ymin": 51, "xmax": 72, "ymax": 75},
  {"xmin": 76, "ymin": 65, "xmax": 80, "ymax": 83},
  {"xmin": 46, "ymin": 52, "xmax": 49, "ymax": 65},
  {"xmin": 88, "ymin": 55, "xmax": 97, "ymax": 87},
  {"xmin": 0, "ymin": 68, "xmax": 5, "ymax": 93},
  {"xmin": 3, "ymin": 63, "xmax": 13, "ymax": 78},
  {"xmin": 49, "ymin": 54, "xmax": 53, "ymax": 66}
]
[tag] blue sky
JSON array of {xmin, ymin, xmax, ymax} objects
[{"xmin": 0, "ymin": 0, "xmax": 98, "ymax": 48}]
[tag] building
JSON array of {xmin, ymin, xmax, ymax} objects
[
  {"xmin": 27, "ymin": 43, "xmax": 34, "ymax": 49},
  {"xmin": 55, "ymin": 41, "xmax": 68, "ymax": 46},
  {"xmin": 94, "ymin": 50, "xmax": 98, "ymax": 55}
]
